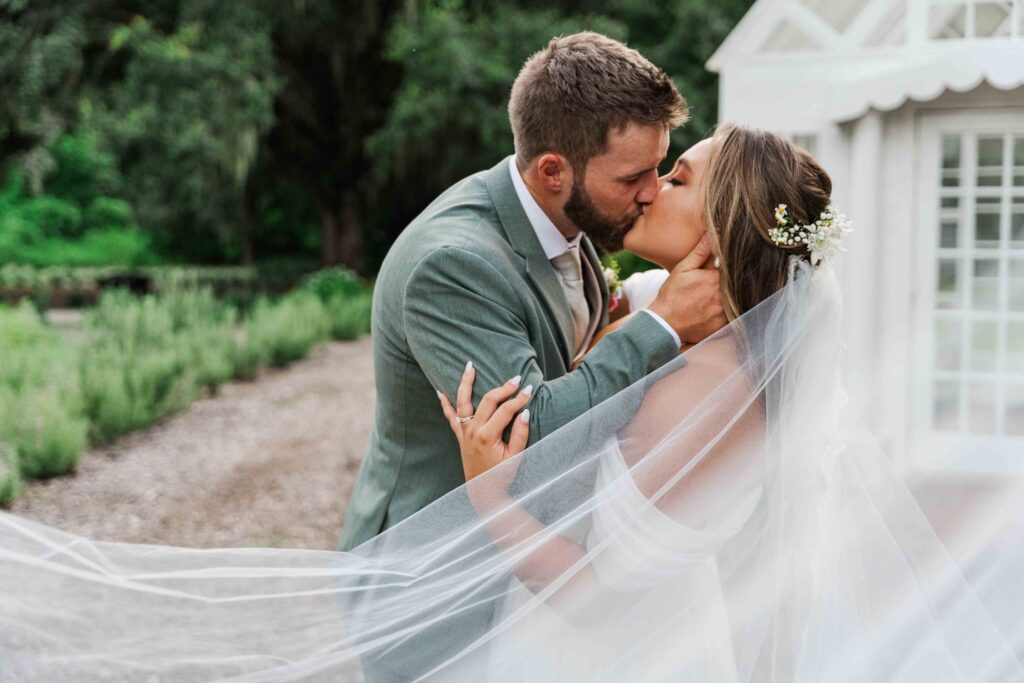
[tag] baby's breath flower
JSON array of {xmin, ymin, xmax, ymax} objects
[{"xmin": 768, "ymin": 203, "xmax": 851, "ymax": 267}]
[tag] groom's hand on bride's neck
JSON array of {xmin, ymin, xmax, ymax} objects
[{"xmin": 647, "ymin": 235, "xmax": 727, "ymax": 346}]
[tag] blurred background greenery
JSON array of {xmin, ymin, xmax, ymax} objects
[
  {"xmin": 0, "ymin": 0, "xmax": 753, "ymax": 504},
  {"xmin": 1, "ymin": 0, "xmax": 752, "ymax": 275}
]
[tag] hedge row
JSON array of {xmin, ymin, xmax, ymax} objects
[
  {"xmin": 0, "ymin": 260, "xmax": 318, "ymax": 309},
  {"xmin": 0, "ymin": 268, "xmax": 372, "ymax": 506}
]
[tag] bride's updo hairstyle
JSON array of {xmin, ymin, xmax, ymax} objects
[{"xmin": 703, "ymin": 123, "xmax": 832, "ymax": 320}]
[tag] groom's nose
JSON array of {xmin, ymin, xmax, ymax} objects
[{"xmin": 634, "ymin": 169, "xmax": 660, "ymax": 205}]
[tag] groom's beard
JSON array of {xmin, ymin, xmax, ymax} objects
[{"xmin": 564, "ymin": 179, "xmax": 637, "ymax": 253}]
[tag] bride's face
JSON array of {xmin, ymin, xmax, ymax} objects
[{"xmin": 623, "ymin": 138, "xmax": 713, "ymax": 270}]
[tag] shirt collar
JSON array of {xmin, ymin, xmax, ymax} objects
[{"xmin": 508, "ymin": 156, "xmax": 582, "ymax": 260}]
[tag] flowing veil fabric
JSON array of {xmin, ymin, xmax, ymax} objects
[{"xmin": 2, "ymin": 261, "xmax": 1023, "ymax": 682}]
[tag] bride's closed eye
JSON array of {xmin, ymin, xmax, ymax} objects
[{"xmin": 667, "ymin": 178, "xmax": 684, "ymax": 187}]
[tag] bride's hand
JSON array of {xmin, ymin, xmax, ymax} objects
[{"xmin": 437, "ymin": 363, "xmax": 533, "ymax": 481}]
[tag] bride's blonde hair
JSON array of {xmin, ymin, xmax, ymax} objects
[{"xmin": 703, "ymin": 123, "xmax": 832, "ymax": 320}]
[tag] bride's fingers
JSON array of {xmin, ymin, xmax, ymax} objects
[
  {"xmin": 506, "ymin": 408, "xmax": 530, "ymax": 457},
  {"xmin": 481, "ymin": 384, "xmax": 533, "ymax": 441},
  {"xmin": 455, "ymin": 361, "xmax": 476, "ymax": 420},
  {"xmin": 473, "ymin": 375, "xmax": 523, "ymax": 424},
  {"xmin": 436, "ymin": 391, "xmax": 462, "ymax": 441}
]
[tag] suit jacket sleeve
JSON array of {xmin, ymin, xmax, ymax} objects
[{"xmin": 404, "ymin": 246, "xmax": 679, "ymax": 443}]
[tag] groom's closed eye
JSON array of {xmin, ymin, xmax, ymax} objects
[{"xmin": 621, "ymin": 167, "xmax": 658, "ymax": 185}]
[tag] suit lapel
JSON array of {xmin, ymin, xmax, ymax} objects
[{"xmin": 484, "ymin": 157, "xmax": 575, "ymax": 364}]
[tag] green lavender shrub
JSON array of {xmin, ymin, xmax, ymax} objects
[
  {"xmin": 241, "ymin": 292, "xmax": 330, "ymax": 369},
  {"xmin": 323, "ymin": 291, "xmax": 373, "ymax": 340},
  {"xmin": 0, "ymin": 303, "xmax": 86, "ymax": 479},
  {"xmin": 78, "ymin": 288, "xmax": 237, "ymax": 442},
  {"xmin": 301, "ymin": 268, "xmax": 372, "ymax": 340},
  {"xmin": 0, "ymin": 441, "xmax": 22, "ymax": 507}
]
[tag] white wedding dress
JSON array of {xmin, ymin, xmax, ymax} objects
[
  {"xmin": 485, "ymin": 439, "xmax": 760, "ymax": 683},
  {"xmin": 1, "ymin": 260, "xmax": 1022, "ymax": 682}
]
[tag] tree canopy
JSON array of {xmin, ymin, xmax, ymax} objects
[{"xmin": 0, "ymin": 0, "xmax": 753, "ymax": 273}]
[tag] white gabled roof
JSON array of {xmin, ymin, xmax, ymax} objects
[
  {"xmin": 707, "ymin": 0, "xmax": 787, "ymax": 73},
  {"xmin": 710, "ymin": 0, "xmax": 1024, "ymax": 122}
]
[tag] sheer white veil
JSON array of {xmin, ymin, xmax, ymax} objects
[{"xmin": 1, "ymin": 260, "xmax": 1022, "ymax": 682}]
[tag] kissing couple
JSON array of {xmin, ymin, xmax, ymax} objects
[{"xmin": 2, "ymin": 32, "xmax": 1022, "ymax": 683}]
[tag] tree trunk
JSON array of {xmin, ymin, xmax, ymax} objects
[
  {"xmin": 320, "ymin": 198, "xmax": 364, "ymax": 272},
  {"xmin": 338, "ymin": 200, "xmax": 365, "ymax": 273},
  {"xmin": 320, "ymin": 206, "xmax": 341, "ymax": 267}
]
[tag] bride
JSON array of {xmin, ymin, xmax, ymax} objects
[{"xmin": 2, "ymin": 124, "xmax": 1023, "ymax": 682}]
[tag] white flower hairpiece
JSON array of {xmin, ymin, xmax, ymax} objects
[{"xmin": 768, "ymin": 203, "xmax": 852, "ymax": 267}]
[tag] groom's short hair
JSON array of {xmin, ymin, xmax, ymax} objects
[{"xmin": 509, "ymin": 32, "xmax": 688, "ymax": 171}]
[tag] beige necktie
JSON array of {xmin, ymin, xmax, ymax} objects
[{"xmin": 550, "ymin": 246, "xmax": 591, "ymax": 355}]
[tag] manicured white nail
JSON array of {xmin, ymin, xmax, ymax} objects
[
  {"xmin": 436, "ymin": 390, "xmax": 444, "ymax": 400},
  {"xmin": 522, "ymin": 384, "xmax": 533, "ymax": 396},
  {"xmin": 519, "ymin": 408, "xmax": 530, "ymax": 423},
  {"xmin": 464, "ymin": 361, "xmax": 473, "ymax": 373},
  {"xmin": 508, "ymin": 375, "xmax": 521, "ymax": 386}
]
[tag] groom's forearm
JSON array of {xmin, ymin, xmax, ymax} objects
[{"xmin": 522, "ymin": 312, "xmax": 678, "ymax": 442}]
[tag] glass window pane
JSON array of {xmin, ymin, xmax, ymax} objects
[
  {"xmin": 943, "ymin": 135, "xmax": 961, "ymax": 168},
  {"xmin": 942, "ymin": 136, "xmax": 961, "ymax": 187},
  {"xmin": 973, "ymin": 258, "xmax": 1001, "ymax": 311},
  {"xmin": 967, "ymin": 381, "xmax": 997, "ymax": 434},
  {"xmin": 940, "ymin": 218, "xmax": 959, "ymax": 247},
  {"xmin": 935, "ymin": 319, "xmax": 962, "ymax": 370},
  {"xmin": 978, "ymin": 135, "xmax": 1004, "ymax": 166},
  {"xmin": 941, "ymin": 196, "xmax": 960, "ymax": 209},
  {"xmin": 933, "ymin": 380, "xmax": 960, "ymax": 431},
  {"xmin": 937, "ymin": 258, "xmax": 962, "ymax": 309},
  {"xmin": 977, "ymin": 136, "xmax": 1004, "ymax": 187},
  {"xmin": 974, "ymin": 2, "xmax": 1012, "ymax": 37},
  {"xmin": 970, "ymin": 320, "xmax": 999, "ymax": 371},
  {"xmin": 1012, "ymin": 203, "xmax": 1024, "ymax": 247},
  {"xmin": 1007, "ymin": 322, "xmax": 1024, "ymax": 374},
  {"xmin": 1010, "ymin": 258, "xmax": 1024, "ymax": 312},
  {"xmin": 930, "ymin": 3, "xmax": 967, "ymax": 38},
  {"xmin": 974, "ymin": 197, "xmax": 1002, "ymax": 247},
  {"xmin": 1006, "ymin": 385, "xmax": 1024, "ymax": 437}
]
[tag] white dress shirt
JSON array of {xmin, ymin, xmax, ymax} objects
[{"xmin": 508, "ymin": 157, "xmax": 680, "ymax": 347}]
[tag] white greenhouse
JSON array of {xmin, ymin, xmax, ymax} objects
[{"xmin": 710, "ymin": 0, "xmax": 1024, "ymax": 475}]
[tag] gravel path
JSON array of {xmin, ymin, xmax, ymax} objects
[{"xmin": 10, "ymin": 337, "xmax": 374, "ymax": 551}]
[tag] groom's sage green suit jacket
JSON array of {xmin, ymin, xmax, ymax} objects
[{"xmin": 338, "ymin": 156, "xmax": 679, "ymax": 551}]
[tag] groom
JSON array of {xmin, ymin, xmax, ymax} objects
[{"xmin": 339, "ymin": 32, "xmax": 724, "ymax": 552}]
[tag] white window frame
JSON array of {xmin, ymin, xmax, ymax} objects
[
  {"xmin": 912, "ymin": 109, "xmax": 1024, "ymax": 473},
  {"xmin": 925, "ymin": 0, "xmax": 1022, "ymax": 40}
]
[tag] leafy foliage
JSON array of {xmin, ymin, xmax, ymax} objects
[
  {"xmin": 301, "ymin": 267, "xmax": 367, "ymax": 303},
  {"xmin": 0, "ymin": 0, "xmax": 753, "ymax": 273},
  {"xmin": 0, "ymin": 441, "xmax": 21, "ymax": 508},
  {"xmin": 0, "ymin": 133, "xmax": 157, "ymax": 267}
]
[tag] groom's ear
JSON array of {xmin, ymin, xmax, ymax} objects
[{"xmin": 535, "ymin": 153, "xmax": 573, "ymax": 194}]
